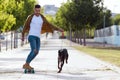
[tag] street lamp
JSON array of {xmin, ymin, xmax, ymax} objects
[{"xmin": 103, "ymin": 8, "xmax": 106, "ymax": 46}]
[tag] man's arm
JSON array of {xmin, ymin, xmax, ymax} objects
[
  {"xmin": 41, "ymin": 14, "xmax": 64, "ymax": 32},
  {"xmin": 48, "ymin": 22, "xmax": 64, "ymax": 32},
  {"xmin": 21, "ymin": 15, "xmax": 31, "ymax": 41}
]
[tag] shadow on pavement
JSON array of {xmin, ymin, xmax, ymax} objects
[{"xmin": 34, "ymin": 71, "xmax": 95, "ymax": 80}]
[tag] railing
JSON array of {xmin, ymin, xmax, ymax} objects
[
  {"xmin": 0, "ymin": 31, "xmax": 53, "ymax": 52},
  {"xmin": 0, "ymin": 31, "xmax": 28, "ymax": 52}
]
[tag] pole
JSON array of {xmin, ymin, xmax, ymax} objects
[{"xmin": 103, "ymin": 13, "xmax": 106, "ymax": 46}]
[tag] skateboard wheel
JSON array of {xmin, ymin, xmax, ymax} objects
[
  {"xmin": 24, "ymin": 69, "xmax": 35, "ymax": 74},
  {"xmin": 24, "ymin": 69, "xmax": 27, "ymax": 73},
  {"xmin": 31, "ymin": 69, "xmax": 35, "ymax": 73}
]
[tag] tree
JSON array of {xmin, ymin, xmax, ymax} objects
[
  {"xmin": 113, "ymin": 14, "xmax": 120, "ymax": 25},
  {"xmin": 12, "ymin": 0, "xmax": 36, "ymax": 30},
  {"xmin": 55, "ymin": 0, "xmax": 105, "ymax": 46},
  {"xmin": 55, "ymin": 2, "xmax": 70, "ymax": 31},
  {"xmin": 0, "ymin": 0, "xmax": 36, "ymax": 32},
  {"xmin": 0, "ymin": 0, "xmax": 16, "ymax": 32},
  {"xmin": 96, "ymin": 9, "xmax": 112, "ymax": 29}
]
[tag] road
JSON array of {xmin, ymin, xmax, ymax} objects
[{"xmin": 0, "ymin": 36, "xmax": 120, "ymax": 80}]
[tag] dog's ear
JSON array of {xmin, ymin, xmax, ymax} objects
[
  {"xmin": 59, "ymin": 49, "xmax": 63, "ymax": 53},
  {"xmin": 58, "ymin": 50, "xmax": 60, "ymax": 53}
]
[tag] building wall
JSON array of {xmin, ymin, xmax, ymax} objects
[
  {"xmin": 43, "ymin": 5, "xmax": 58, "ymax": 16},
  {"xmin": 94, "ymin": 25, "xmax": 120, "ymax": 46}
]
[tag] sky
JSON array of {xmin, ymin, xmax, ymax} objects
[
  {"xmin": 37, "ymin": 0, "xmax": 120, "ymax": 13},
  {"xmin": 37, "ymin": 0, "xmax": 67, "ymax": 7},
  {"xmin": 104, "ymin": 0, "xmax": 120, "ymax": 13}
]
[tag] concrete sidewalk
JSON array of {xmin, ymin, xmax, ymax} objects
[{"xmin": 0, "ymin": 38, "xmax": 120, "ymax": 80}]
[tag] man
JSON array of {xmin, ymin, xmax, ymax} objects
[{"xmin": 22, "ymin": 4, "xmax": 63, "ymax": 69}]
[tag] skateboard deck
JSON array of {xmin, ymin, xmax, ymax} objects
[{"xmin": 24, "ymin": 69, "xmax": 35, "ymax": 74}]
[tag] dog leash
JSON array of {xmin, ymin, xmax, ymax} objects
[{"xmin": 61, "ymin": 38, "xmax": 63, "ymax": 49}]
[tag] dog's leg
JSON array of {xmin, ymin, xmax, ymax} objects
[
  {"xmin": 66, "ymin": 54, "xmax": 68, "ymax": 64},
  {"xmin": 58, "ymin": 61, "xmax": 64, "ymax": 73},
  {"xmin": 58, "ymin": 57, "xmax": 60, "ymax": 69}
]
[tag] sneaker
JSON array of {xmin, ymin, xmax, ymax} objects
[
  {"xmin": 23, "ymin": 64, "xmax": 34, "ymax": 69},
  {"xmin": 29, "ymin": 66, "xmax": 34, "ymax": 69}
]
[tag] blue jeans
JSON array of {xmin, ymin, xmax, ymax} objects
[{"xmin": 26, "ymin": 35, "xmax": 40, "ymax": 63}]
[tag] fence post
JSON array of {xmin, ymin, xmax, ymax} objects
[
  {"xmin": 0, "ymin": 31, "xmax": 1, "ymax": 52},
  {"xmin": 11, "ymin": 31, "xmax": 13, "ymax": 50}
]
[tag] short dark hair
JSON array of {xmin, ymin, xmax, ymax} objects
[{"xmin": 35, "ymin": 4, "xmax": 41, "ymax": 8}]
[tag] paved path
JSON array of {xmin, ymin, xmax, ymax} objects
[{"xmin": 0, "ymin": 38, "xmax": 120, "ymax": 80}]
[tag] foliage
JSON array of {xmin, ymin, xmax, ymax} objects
[
  {"xmin": 54, "ymin": 0, "xmax": 113, "ymax": 46},
  {"xmin": 0, "ymin": 0, "xmax": 16, "ymax": 32},
  {"xmin": 0, "ymin": 0, "xmax": 36, "ymax": 32},
  {"xmin": 113, "ymin": 14, "xmax": 120, "ymax": 25},
  {"xmin": 96, "ymin": 9, "xmax": 112, "ymax": 29}
]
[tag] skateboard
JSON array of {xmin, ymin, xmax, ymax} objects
[{"xmin": 24, "ymin": 69, "xmax": 35, "ymax": 74}]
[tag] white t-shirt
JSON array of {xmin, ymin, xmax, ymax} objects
[{"xmin": 28, "ymin": 15, "xmax": 43, "ymax": 38}]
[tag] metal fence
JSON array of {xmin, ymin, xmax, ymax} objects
[{"xmin": 0, "ymin": 31, "xmax": 28, "ymax": 52}]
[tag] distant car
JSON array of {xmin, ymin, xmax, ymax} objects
[{"xmin": 0, "ymin": 35, "xmax": 5, "ymax": 40}]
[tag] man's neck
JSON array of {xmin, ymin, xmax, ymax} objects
[{"xmin": 34, "ymin": 13, "xmax": 40, "ymax": 17}]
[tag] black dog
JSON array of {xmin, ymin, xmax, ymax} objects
[{"xmin": 58, "ymin": 48, "xmax": 68, "ymax": 73}]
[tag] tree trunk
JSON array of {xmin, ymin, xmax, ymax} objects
[
  {"xmin": 79, "ymin": 30, "xmax": 82, "ymax": 45},
  {"xmin": 0, "ymin": 31, "xmax": 1, "ymax": 52},
  {"xmin": 83, "ymin": 26, "xmax": 86, "ymax": 46},
  {"xmin": 74, "ymin": 31, "xmax": 77, "ymax": 42}
]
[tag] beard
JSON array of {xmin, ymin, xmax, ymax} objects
[{"xmin": 34, "ymin": 13, "xmax": 40, "ymax": 16}]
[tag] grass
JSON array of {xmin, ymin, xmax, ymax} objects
[{"xmin": 74, "ymin": 46, "xmax": 120, "ymax": 67}]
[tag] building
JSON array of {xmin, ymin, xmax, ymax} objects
[
  {"xmin": 94, "ymin": 25, "xmax": 120, "ymax": 46},
  {"xmin": 43, "ymin": 5, "xmax": 58, "ymax": 16}
]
